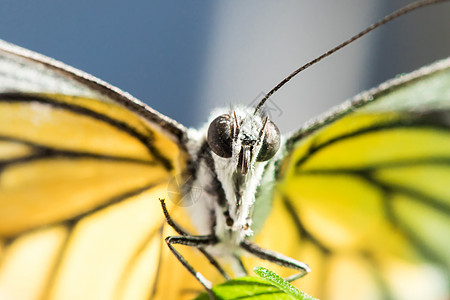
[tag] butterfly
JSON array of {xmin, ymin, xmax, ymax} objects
[{"xmin": 0, "ymin": 1, "xmax": 449, "ymax": 299}]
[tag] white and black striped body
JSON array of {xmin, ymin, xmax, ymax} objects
[
  {"xmin": 183, "ymin": 106, "xmax": 276, "ymax": 259},
  {"xmin": 166, "ymin": 105, "xmax": 309, "ymax": 291}
]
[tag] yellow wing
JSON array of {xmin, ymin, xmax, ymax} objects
[
  {"xmin": 0, "ymin": 40, "xmax": 213, "ymax": 300},
  {"xmin": 254, "ymin": 58, "xmax": 450, "ymax": 300}
]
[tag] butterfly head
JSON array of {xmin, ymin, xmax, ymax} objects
[
  {"xmin": 207, "ymin": 107, "xmax": 280, "ymax": 175},
  {"xmin": 205, "ymin": 106, "xmax": 280, "ymax": 237}
]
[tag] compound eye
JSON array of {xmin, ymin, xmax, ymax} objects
[
  {"xmin": 256, "ymin": 120, "xmax": 280, "ymax": 162},
  {"xmin": 207, "ymin": 114, "xmax": 233, "ymax": 158}
]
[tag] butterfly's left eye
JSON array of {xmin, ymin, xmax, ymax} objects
[
  {"xmin": 207, "ymin": 114, "xmax": 233, "ymax": 158},
  {"xmin": 257, "ymin": 120, "xmax": 280, "ymax": 162}
]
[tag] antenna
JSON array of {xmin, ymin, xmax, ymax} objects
[{"xmin": 254, "ymin": 0, "xmax": 449, "ymax": 114}]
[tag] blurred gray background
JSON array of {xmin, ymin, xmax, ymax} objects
[{"xmin": 1, "ymin": 0, "xmax": 449, "ymax": 132}]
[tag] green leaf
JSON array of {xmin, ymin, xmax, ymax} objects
[
  {"xmin": 193, "ymin": 267, "xmax": 318, "ymax": 300},
  {"xmin": 253, "ymin": 267, "xmax": 318, "ymax": 300}
]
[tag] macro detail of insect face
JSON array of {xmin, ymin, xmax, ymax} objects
[
  {"xmin": 0, "ymin": 1, "xmax": 449, "ymax": 300},
  {"xmin": 179, "ymin": 106, "xmax": 287, "ymax": 247},
  {"xmin": 197, "ymin": 108, "xmax": 282, "ymax": 235},
  {"xmin": 207, "ymin": 110, "xmax": 280, "ymax": 170}
]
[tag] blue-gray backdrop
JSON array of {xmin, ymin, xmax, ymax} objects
[{"xmin": 1, "ymin": 0, "xmax": 449, "ymax": 131}]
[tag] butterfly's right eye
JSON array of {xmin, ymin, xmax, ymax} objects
[{"xmin": 207, "ymin": 114, "xmax": 233, "ymax": 158}]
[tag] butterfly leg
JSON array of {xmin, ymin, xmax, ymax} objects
[
  {"xmin": 232, "ymin": 254, "xmax": 248, "ymax": 277},
  {"xmin": 198, "ymin": 248, "xmax": 231, "ymax": 280},
  {"xmin": 240, "ymin": 239, "xmax": 310, "ymax": 282},
  {"xmin": 165, "ymin": 234, "xmax": 217, "ymax": 291},
  {"xmin": 159, "ymin": 198, "xmax": 190, "ymax": 236},
  {"xmin": 159, "ymin": 199, "xmax": 230, "ymax": 284}
]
